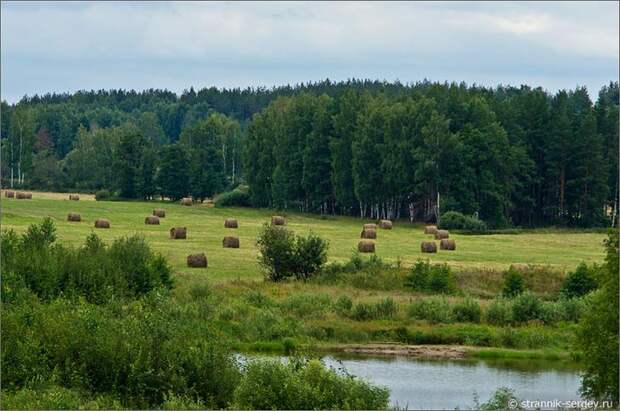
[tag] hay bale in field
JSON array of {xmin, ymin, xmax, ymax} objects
[
  {"xmin": 94, "ymin": 218, "xmax": 110, "ymax": 228},
  {"xmin": 363, "ymin": 223, "xmax": 377, "ymax": 230},
  {"xmin": 145, "ymin": 215, "xmax": 160, "ymax": 225},
  {"xmin": 153, "ymin": 208, "xmax": 166, "ymax": 218},
  {"xmin": 223, "ymin": 236, "xmax": 240, "ymax": 248},
  {"xmin": 271, "ymin": 216, "xmax": 285, "ymax": 225},
  {"xmin": 424, "ymin": 225, "xmax": 438, "ymax": 235},
  {"xmin": 180, "ymin": 197, "xmax": 193, "ymax": 206},
  {"xmin": 69, "ymin": 194, "xmax": 80, "ymax": 201},
  {"xmin": 421, "ymin": 241, "xmax": 437, "ymax": 253},
  {"xmin": 224, "ymin": 218, "xmax": 238, "ymax": 228},
  {"xmin": 435, "ymin": 230, "xmax": 449, "ymax": 240},
  {"xmin": 5, "ymin": 190, "xmax": 14, "ymax": 198},
  {"xmin": 170, "ymin": 227, "xmax": 187, "ymax": 239},
  {"xmin": 67, "ymin": 213, "xmax": 81, "ymax": 222},
  {"xmin": 510, "ymin": 263, "xmax": 529, "ymax": 273},
  {"xmin": 360, "ymin": 228, "xmax": 377, "ymax": 239},
  {"xmin": 187, "ymin": 253, "xmax": 208, "ymax": 268},
  {"xmin": 358, "ymin": 240, "xmax": 375, "ymax": 253},
  {"xmin": 440, "ymin": 239, "xmax": 456, "ymax": 250},
  {"xmin": 16, "ymin": 192, "xmax": 31, "ymax": 199},
  {"xmin": 379, "ymin": 219, "xmax": 393, "ymax": 229}
]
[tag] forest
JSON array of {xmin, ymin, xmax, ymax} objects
[{"xmin": 1, "ymin": 79, "xmax": 618, "ymax": 228}]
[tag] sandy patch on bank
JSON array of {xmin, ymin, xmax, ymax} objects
[{"xmin": 332, "ymin": 344, "xmax": 468, "ymax": 359}]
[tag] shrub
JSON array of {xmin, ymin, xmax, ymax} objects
[
  {"xmin": 405, "ymin": 260, "xmax": 457, "ymax": 294},
  {"xmin": 408, "ymin": 297, "xmax": 454, "ymax": 324},
  {"xmin": 502, "ymin": 267, "xmax": 525, "ymax": 297},
  {"xmin": 350, "ymin": 302, "xmax": 374, "ymax": 321},
  {"xmin": 334, "ymin": 295, "xmax": 353, "ymax": 316},
  {"xmin": 95, "ymin": 189, "xmax": 111, "ymax": 201},
  {"xmin": 561, "ymin": 262, "xmax": 598, "ymax": 299},
  {"xmin": 279, "ymin": 293, "xmax": 332, "ymax": 318},
  {"xmin": 0, "ymin": 386, "xmax": 122, "ymax": 410},
  {"xmin": 373, "ymin": 297, "xmax": 398, "ymax": 319},
  {"xmin": 233, "ymin": 358, "xmax": 389, "ymax": 410},
  {"xmin": 511, "ymin": 292, "xmax": 543, "ymax": 323},
  {"xmin": 1, "ymin": 219, "xmax": 173, "ymax": 303},
  {"xmin": 485, "ymin": 297, "xmax": 513, "ymax": 326},
  {"xmin": 256, "ymin": 224, "xmax": 329, "ymax": 282},
  {"xmin": 214, "ymin": 185, "xmax": 251, "ymax": 207},
  {"xmin": 439, "ymin": 211, "xmax": 487, "ymax": 232},
  {"xmin": 452, "ymin": 298, "xmax": 482, "ymax": 323},
  {"xmin": 476, "ymin": 387, "xmax": 522, "ymax": 410}
]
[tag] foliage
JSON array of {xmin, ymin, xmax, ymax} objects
[
  {"xmin": 1, "ymin": 218, "xmax": 173, "ymax": 303},
  {"xmin": 561, "ymin": 262, "xmax": 598, "ymax": 299},
  {"xmin": 452, "ymin": 297, "xmax": 483, "ymax": 323},
  {"xmin": 577, "ymin": 230, "xmax": 619, "ymax": 403},
  {"xmin": 233, "ymin": 358, "xmax": 389, "ymax": 410},
  {"xmin": 510, "ymin": 292, "xmax": 544, "ymax": 324},
  {"xmin": 502, "ymin": 267, "xmax": 525, "ymax": 297},
  {"xmin": 439, "ymin": 211, "xmax": 488, "ymax": 232},
  {"xmin": 214, "ymin": 185, "xmax": 251, "ymax": 207},
  {"xmin": 407, "ymin": 297, "xmax": 454, "ymax": 324},
  {"xmin": 95, "ymin": 189, "xmax": 111, "ymax": 201},
  {"xmin": 475, "ymin": 386, "xmax": 522, "ymax": 410},
  {"xmin": 256, "ymin": 224, "xmax": 329, "ymax": 281},
  {"xmin": 405, "ymin": 260, "xmax": 457, "ymax": 294}
]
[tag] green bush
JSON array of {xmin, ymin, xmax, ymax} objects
[
  {"xmin": 214, "ymin": 185, "xmax": 251, "ymax": 207},
  {"xmin": 334, "ymin": 295, "xmax": 353, "ymax": 316},
  {"xmin": 279, "ymin": 293, "xmax": 332, "ymax": 319},
  {"xmin": 561, "ymin": 262, "xmax": 598, "ymax": 299},
  {"xmin": 95, "ymin": 189, "xmax": 111, "ymax": 201},
  {"xmin": 439, "ymin": 211, "xmax": 487, "ymax": 232},
  {"xmin": 485, "ymin": 297, "xmax": 513, "ymax": 326},
  {"xmin": 1, "ymin": 220, "xmax": 173, "ymax": 304},
  {"xmin": 452, "ymin": 298, "xmax": 482, "ymax": 323},
  {"xmin": 350, "ymin": 302, "xmax": 374, "ymax": 321},
  {"xmin": 0, "ymin": 386, "xmax": 122, "ymax": 410},
  {"xmin": 511, "ymin": 292, "xmax": 543, "ymax": 323},
  {"xmin": 502, "ymin": 267, "xmax": 525, "ymax": 297},
  {"xmin": 405, "ymin": 260, "xmax": 457, "ymax": 294},
  {"xmin": 373, "ymin": 297, "xmax": 398, "ymax": 319},
  {"xmin": 256, "ymin": 224, "xmax": 329, "ymax": 281},
  {"xmin": 408, "ymin": 297, "xmax": 454, "ymax": 324},
  {"xmin": 233, "ymin": 358, "xmax": 389, "ymax": 410}
]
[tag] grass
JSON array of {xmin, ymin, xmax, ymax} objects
[
  {"xmin": 1, "ymin": 191, "xmax": 607, "ymax": 284},
  {"xmin": 1, "ymin": 191, "xmax": 606, "ymax": 361}
]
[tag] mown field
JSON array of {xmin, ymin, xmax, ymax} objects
[{"xmin": 1, "ymin": 191, "xmax": 606, "ymax": 285}]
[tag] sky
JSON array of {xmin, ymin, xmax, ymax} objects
[{"xmin": 1, "ymin": 1, "xmax": 618, "ymax": 103}]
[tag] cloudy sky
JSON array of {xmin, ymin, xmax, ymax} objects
[{"xmin": 1, "ymin": 1, "xmax": 618, "ymax": 103}]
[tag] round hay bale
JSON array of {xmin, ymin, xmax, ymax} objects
[
  {"xmin": 170, "ymin": 227, "xmax": 187, "ymax": 239},
  {"xmin": 379, "ymin": 219, "xmax": 393, "ymax": 229},
  {"xmin": 510, "ymin": 264, "xmax": 529, "ymax": 273},
  {"xmin": 16, "ymin": 192, "xmax": 31, "ymax": 199},
  {"xmin": 435, "ymin": 230, "xmax": 449, "ymax": 240},
  {"xmin": 421, "ymin": 241, "xmax": 437, "ymax": 253},
  {"xmin": 180, "ymin": 197, "xmax": 193, "ymax": 206},
  {"xmin": 5, "ymin": 190, "xmax": 14, "ymax": 198},
  {"xmin": 224, "ymin": 218, "xmax": 238, "ymax": 228},
  {"xmin": 363, "ymin": 223, "xmax": 377, "ymax": 230},
  {"xmin": 145, "ymin": 215, "xmax": 160, "ymax": 225},
  {"xmin": 440, "ymin": 239, "xmax": 456, "ymax": 250},
  {"xmin": 94, "ymin": 218, "xmax": 110, "ymax": 228},
  {"xmin": 187, "ymin": 253, "xmax": 208, "ymax": 268},
  {"xmin": 424, "ymin": 225, "xmax": 438, "ymax": 235},
  {"xmin": 358, "ymin": 240, "xmax": 375, "ymax": 253},
  {"xmin": 153, "ymin": 208, "xmax": 166, "ymax": 218},
  {"xmin": 67, "ymin": 213, "xmax": 81, "ymax": 222},
  {"xmin": 271, "ymin": 216, "xmax": 285, "ymax": 226},
  {"xmin": 69, "ymin": 194, "xmax": 80, "ymax": 201},
  {"xmin": 223, "ymin": 236, "xmax": 240, "ymax": 248},
  {"xmin": 360, "ymin": 228, "xmax": 377, "ymax": 239},
  {"xmin": 25, "ymin": 193, "xmax": 32, "ymax": 199}
]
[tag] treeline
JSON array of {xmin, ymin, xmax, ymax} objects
[
  {"xmin": 246, "ymin": 82, "xmax": 619, "ymax": 227},
  {"xmin": 1, "ymin": 79, "xmax": 618, "ymax": 227}
]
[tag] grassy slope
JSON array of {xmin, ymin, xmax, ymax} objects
[
  {"xmin": 2, "ymin": 192, "xmax": 606, "ymax": 360},
  {"xmin": 1, "ymin": 192, "xmax": 606, "ymax": 285}
]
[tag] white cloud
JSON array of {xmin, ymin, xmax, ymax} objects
[{"xmin": 1, "ymin": 1, "xmax": 618, "ymax": 102}]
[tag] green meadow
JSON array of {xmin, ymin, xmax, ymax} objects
[{"xmin": 1, "ymin": 192, "xmax": 606, "ymax": 285}]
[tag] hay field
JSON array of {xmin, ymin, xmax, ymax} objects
[{"xmin": 1, "ymin": 191, "xmax": 607, "ymax": 282}]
